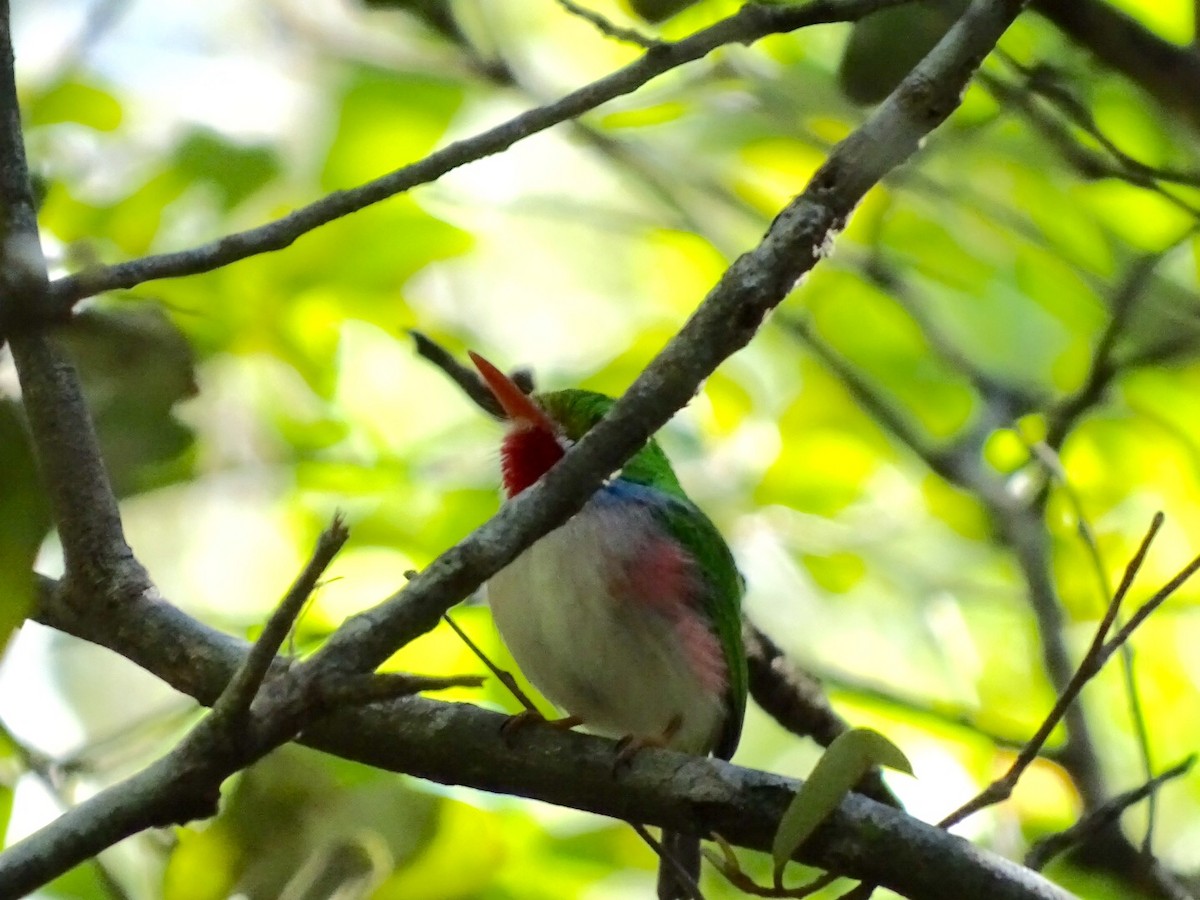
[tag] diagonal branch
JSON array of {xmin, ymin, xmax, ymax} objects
[
  {"xmin": 306, "ymin": 0, "xmax": 1032, "ymax": 680},
  {"xmin": 42, "ymin": 0, "xmax": 917, "ymax": 317},
  {"xmin": 1025, "ymin": 755, "xmax": 1197, "ymax": 872},
  {"xmin": 212, "ymin": 515, "xmax": 349, "ymax": 720},
  {"xmin": 938, "ymin": 513, "xmax": 1175, "ymax": 829},
  {"xmin": 1032, "ymin": 0, "xmax": 1200, "ymax": 133}
]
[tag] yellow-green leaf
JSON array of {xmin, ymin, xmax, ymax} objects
[
  {"xmin": 26, "ymin": 79, "xmax": 122, "ymax": 131},
  {"xmin": 771, "ymin": 729, "xmax": 912, "ymax": 882}
]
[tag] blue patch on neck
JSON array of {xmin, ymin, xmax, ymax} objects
[{"xmin": 595, "ymin": 477, "xmax": 680, "ymax": 512}]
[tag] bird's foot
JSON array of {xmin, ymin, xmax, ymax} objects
[
  {"xmin": 613, "ymin": 714, "xmax": 683, "ymax": 771},
  {"xmin": 500, "ymin": 710, "xmax": 583, "ymax": 741}
]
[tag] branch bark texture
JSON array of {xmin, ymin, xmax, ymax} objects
[{"xmin": 29, "ymin": 577, "xmax": 1075, "ymax": 900}]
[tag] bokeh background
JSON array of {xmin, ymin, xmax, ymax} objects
[{"xmin": 2, "ymin": 0, "xmax": 1200, "ymax": 897}]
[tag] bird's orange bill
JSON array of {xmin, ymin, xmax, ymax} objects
[{"xmin": 469, "ymin": 351, "xmax": 556, "ymax": 432}]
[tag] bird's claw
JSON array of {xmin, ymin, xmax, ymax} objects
[
  {"xmin": 613, "ymin": 714, "xmax": 683, "ymax": 772},
  {"xmin": 500, "ymin": 710, "xmax": 583, "ymax": 742}
]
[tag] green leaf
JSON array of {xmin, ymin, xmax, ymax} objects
[
  {"xmin": 174, "ymin": 128, "xmax": 281, "ymax": 210},
  {"xmin": 321, "ymin": 69, "xmax": 465, "ymax": 188},
  {"xmin": 54, "ymin": 306, "xmax": 198, "ymax": 497},
  {"xmin": 771, "ymin": 729, "xmax": 912, "ymax": 882},
  {"xmin": 623, "ymin": 0, "xmax": 702, "ymax": 23},
  {"xmin": 838, "ymin": 0, "xmax": 968, "ymax": 105},
  {"xmin": 163, "ymin": 826, "xmax": 240, "ymax": 900},
  {"xmin": 26, "ymin": 79, "xmax": 123, "ymax": 131},
  {"xmin": 0, "ymin": 399, "xmax": 49, "ymax": 650}
]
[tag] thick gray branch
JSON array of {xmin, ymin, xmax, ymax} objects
[{"xmin": 28, "ymin": 577, "xmax": 1075, "ymax": 900}]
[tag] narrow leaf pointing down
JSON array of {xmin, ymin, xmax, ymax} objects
[{"xmin": 771, "ymin": 728, "xmax": 913, "ymax": 885}]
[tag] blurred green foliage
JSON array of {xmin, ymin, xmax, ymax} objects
[{"xmin": 6, "ymin": 0, "xmax": 1200, "ymax": 898}]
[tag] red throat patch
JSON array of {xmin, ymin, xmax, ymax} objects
[{"xmin": 501, "ymin": 425, "xmax": 565, "ymax": 496}]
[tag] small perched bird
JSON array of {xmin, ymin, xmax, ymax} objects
[{"xmin": 470, "ymin": 351, "xmax": 747, "ymax": 900}]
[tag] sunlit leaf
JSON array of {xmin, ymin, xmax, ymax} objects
[
  {"xmin": 1103, "ymin": 0, "xmax": 1193, "ymax": 43},
  {"xmin": 321, "ymin": 69, "xmax": 465, "ymax": 188},
  {"xmin": 771, "ymin": 728, "xmax": 912, "ymax": 881},
  {"xmin": 164, "ymin": 826, "xmax": 240, "ymax": 900},
  {"xmin": 371, "ymin": 799, "xmax": 505, "ymax": 900},
  {"xmin": 0, "ymin": 400, "xmax": 48, "ymax": 649},
  {"xmin": 26, "ymin": 79, "xmax": 122, "ymax": 131}
]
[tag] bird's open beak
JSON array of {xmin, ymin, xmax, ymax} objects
[{"xmin": 469, "ymin": 351, "xmax": 556, "ymax": 432}]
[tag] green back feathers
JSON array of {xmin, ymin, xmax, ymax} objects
[
  {"xmin": 655, "ymin": 496, "xmax": 747, "ymax": 759},
  {"xmin": 536, "ymin": 389, "xmax": 688, "ymax": 499}
]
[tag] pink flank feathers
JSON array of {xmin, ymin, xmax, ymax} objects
[{"xmin": 621, "ymin": 536, "xmax": 728, "ymax": 698}]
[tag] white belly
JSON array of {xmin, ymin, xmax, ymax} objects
[{"xmin": 486, "ymin": 501, "xmax": 726, "ymax": 754}]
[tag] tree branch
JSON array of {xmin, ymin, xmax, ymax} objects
[
  {"xmin": 2, "ymin": 522, "xmax": 447, "ymax": 897},
  {"xmin": 1033, "ymin": 0, "xmax": 1200, "ymax": 133},
  {"xmin": 41, "ymin": 0, "xmax": 918, "ymax": 317},
  {"xmin": 27, "ymin": 575, "xmax": 1076, "ymax": 900},
  {"xmin": 1025, "ymin": 756, "xmax": 1197, "ymax": 872},
  {"xmin": 8, "ymin": 2, "xmax": 1038, "ymax": 895},
  {"xmin": 212, "ymin": 515, "xmax": 348, "ymax": 720},
  {"xmin": 938, "ymin": 513, "xmax": 1185, "ymax": 829}
]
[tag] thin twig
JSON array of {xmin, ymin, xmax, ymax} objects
[
  {"xmin": 314, "ymin": 671, "xmax": 484, "ymax": 709},
  {"xmin": 1025, "ymin": 755, "xmax": 1197, "ymax": 871},
  {"xmin": 213, "ymin": 515, "xmax": 350, "ymax": 720},
  {"xmin": 632, "ymin": 823, "xmax": 705, "ymax": 900},
  {"xmin": 996, "ymin": 52, "xmax": 1200, "ymax": 187},
  {"xmin": 939, "ymin": 513, "xmax": 1175, "ymax": 829},
  {"xmin": 705, "ymin": 833, "xmax": 843, "ymax": 898},
  {"xmin": 982, "ymin": 71, "xmax": 1200, "ymax": 218},
  {"xmin": 1044, "ymin": 253, "xmax": 1164, "ymax": 450},
  {"xmin": 555, "ymin": 0, "xmax": 662, "ymax": 49},
  {"xmin": 442, "ymin": 614, "xmax": 540, "ymax": 713},
  {"xmin": 43, "ymin": 0, "xmax": 919, "ymax": 315},
  {"xmin": 409, "ymin": 330, "xmax": 536, "ymax": 418},
  {"xmin": 1030, "ymin": 440, "xmax": 1159, "ymax": 849}
]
